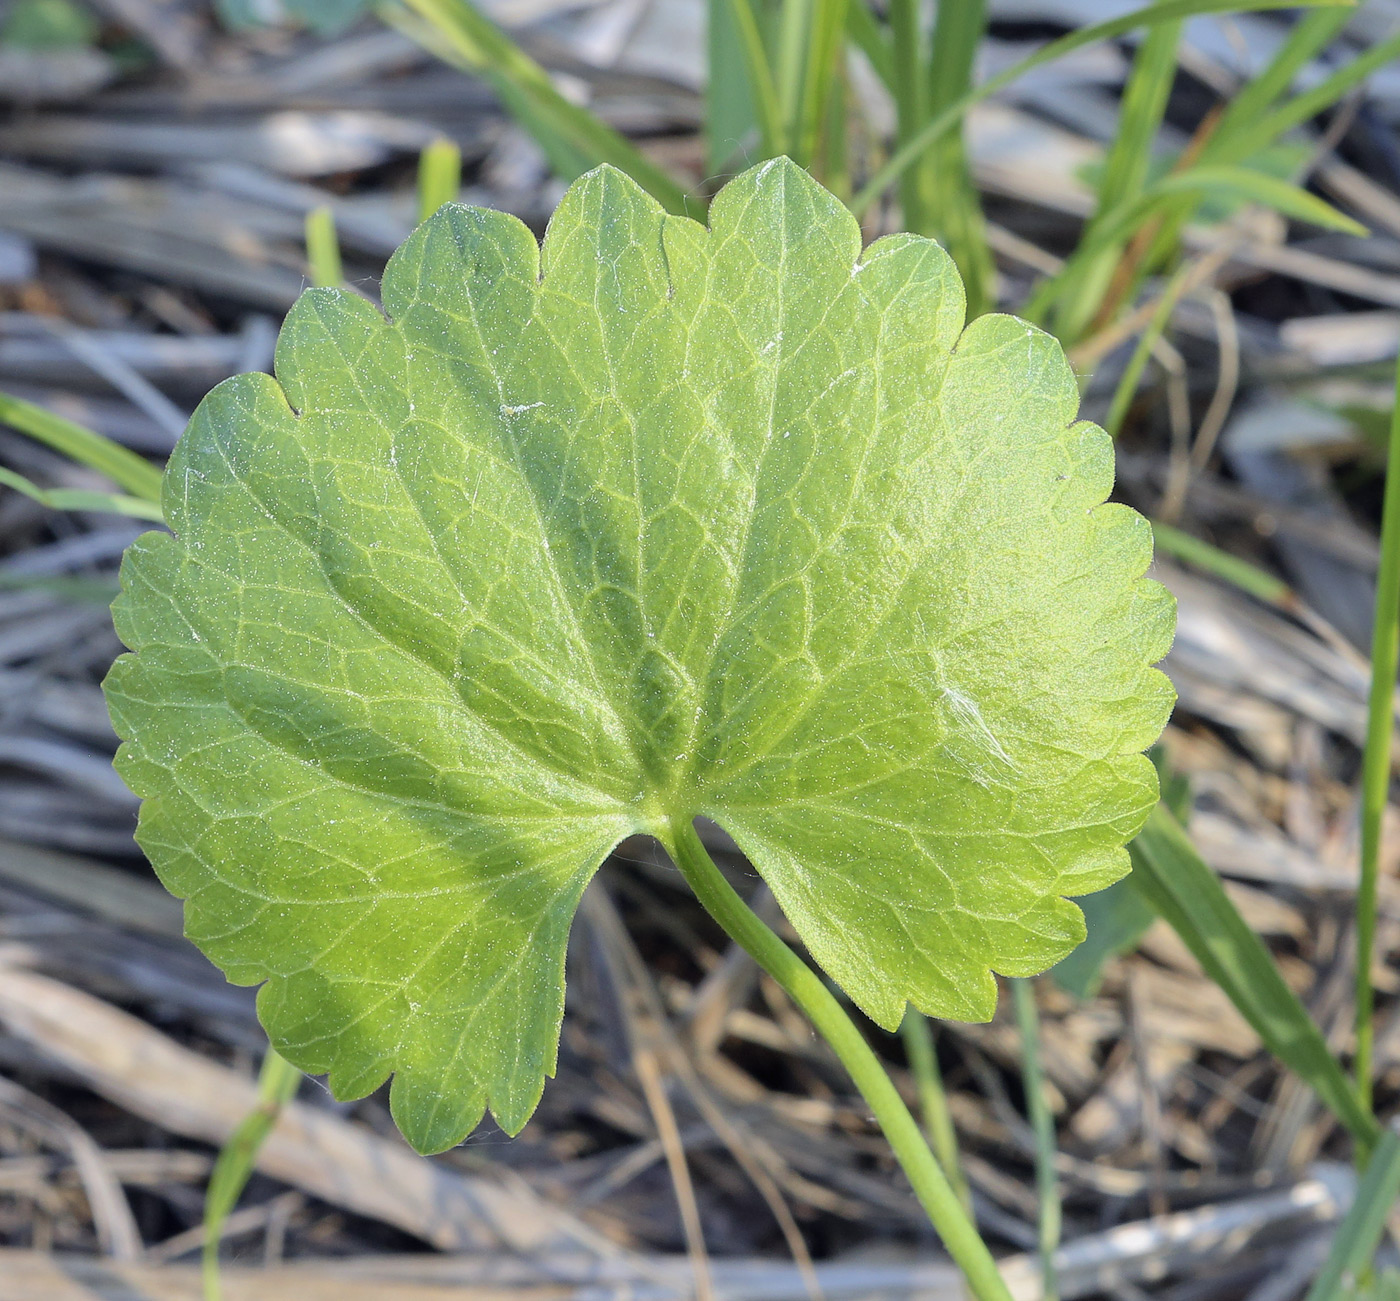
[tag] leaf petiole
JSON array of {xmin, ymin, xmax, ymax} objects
[{"xmin": 663, "ymin": 817, "xmax": 1012, "ymax": 1301}]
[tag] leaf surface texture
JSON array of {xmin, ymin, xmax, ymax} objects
[{"xmin": 106, "ymin": 159, "xmax": 1174, "ymax": 1153}]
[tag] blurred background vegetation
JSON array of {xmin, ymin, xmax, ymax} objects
[{"xmin": 6, "ymin": 1, "xmax": 1400, "ymax": 1299}]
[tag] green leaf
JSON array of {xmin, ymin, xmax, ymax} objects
[
  {"xmin": 385, "ymin": 0, "xmax": 693, "ymax": 217},
  {"xmin": 1053, "ymin": 746, "xmax": 1186, "ymax": 1000},
  {"xmin": 203, "ymin": 1048, "xmax": 302, "ymax": 1301},
  {"xmin": 1130, "ymin": 804, "xmax": 1379, "ymax": 1148},
  {"xmin": 1145, "ymin": 165, "xmax": 1366, "ymax": 236},
  {"xmin": 1051, "ymin": 879, "xmax": 1156, "ymax": 1001},
  {"xmin": 1339, "ymin": 1271, "xmax": 1400, "ymax": 1301},
  {"xmin": 0, "ymin": 466, "xmax": 165, "ymax": 522},
  {"xmin": 104, "ymin": 160, "xmax": 1174, "ymax": 1156},
  {"xmin": 1, "ymin": 0, "xmax": 98, "ymax": 48},
  {"xmin": 0, "ymin": 389, "xmax": 163, "ymax": 504},
  {"xmin": 850, "ymin": 0, "xmax": 1354, "ymax": 219},
  {"xmin": 1305, "ymin": 1126, "xmax": 1400, "ymax": 1301}
]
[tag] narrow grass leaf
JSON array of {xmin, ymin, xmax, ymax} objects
[
  {"xmin": 1149, "ymin": 521, "xmax": 1294, "ymax": 607},
  {"xmin": 385, "ymin": 0, "xmax": 693, "ymax": 215},
  {"xmin": 0, "ymin": 572, "xmax": 119, "ymax": 602},
  {"xmin": 1130, "ymin": 804, "xmax": 1379, "ymax": 1148},
  {"xmin": 850, "ymin": 0, "xmax": 1352, "ymax": 219},
  {"xmin": 417, "ymin": 138, "xmax": 462, "ymax": 223},
  {"xmin": 1098, "ymin": 22, "xmax": 1181, "ymax": 215},
  {"xmin": 1013, "ymin": 978, "xmax": 1060, "ymax": 1301},
  {"xmin": 1052, "ymin": 18, "xmax": 1180, "ymax": 342},
  {"xmin": 1227, "ymin": 32, "xmax": 1400, "ymax": 170},
  {"xmin": 0, "ymin": 467, "xmax": 165, "ymax": 522},
  {"xmin": 1131, "ymin": 12, "xmax": 1367, "ymax": 309},
  {"xmin": 1103, "ymin": 264, "xmax": 1191, "ymax": 438},
  {"xmin": 774, "ymin": 0, "xmax": 815, "ymax": 155},
  {"xmin": 1209, "ymin": 9, "xmax": 1352, "ymax": 150},
  {"xmin": 922, "ymin": 0, "xmax": 993, "ymax": 316},
  {"xmin": 304, "ymin": 207, "xmax": 344, "ymax": 289},
  {"xmin": 1304, "ymin": 1125, "xmax": 1400, "ymax": 1301},
  {"xmin": 1353, "ymin": 345, "xmax": 1400, "ymax": 1113},
  {"xmin": 0, "ymin": 389, "xmax": 162, "ymax": 503},
  {"xmin": 202, "ymin": 1049, "xmax": 302, "ymax": 1301},
  {"xmin": 1027, "ymin": 164, "xmax": 1364, "ymax": 324},
  {"xmin": 793, "ymin": 0, "xmax": 850, "ymax": 166},
  {"xmin": 706, "ymin": 0, "xmax": 761, "ymax": 172},
  {"xmin": 877, "ymin": 0, "xmax": 993, "ymax": 309},
  {"xmin": 1146, "ymin": 166, "xmax": 1365, "ymax": 235},
  {"xmin": 729, "ymin": 0, "xmax": 785, "ymax": 161},
  {"xmin": 845, "ymin": 0, "xmax": 892, "ymax": 87},
  {"xmin": 887, "ymin": 0, "xmax": 929, "ymax": 232},
  {"xmin": 1052, "ymin": 879, "xmax": 1157, "ymax": 1000}
]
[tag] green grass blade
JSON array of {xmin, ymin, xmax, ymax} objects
[
  {"xmin": 1148, "ymin": 165, "xmax": 1365, "ymax": 234},
  {"xmin": 0, "ymin": 389, "xmax": 163, "ymax": 503},
  {"xmin": 1104, "ymin": 264, "xmax": 1192, "ymax": 438},
  {"xmin": 774, "ymin": 0, "xmax": 815, "ymax": 156},
  {"xmin": 417, "ymin": 137, "xmax": 462, "ymax": 222},
  {"xmin": 1027, "ymin": 164, "xmax": 1364, "ymax": 325},
  {"xmin": 888, "ymin": 0, "xmax": 929, "ymax": 231},
  {"xmin": 384, "ymin": 0, "xmax": 694, "ymax": 215},
  {"xmin": 794, "ymin": 0, "xmax": 851, "ymax": 168},
  {"xmin": 850, "ymin": 0, "xmax": 1352, "ymax": 219},
  {"xmin": 1125, "ymin": 11, "xmax": 1362, "ymax": 312},
  {"xmin": 1052, "ymin": 18, "xmax": 1180, "ymax": 341},
  {"xmin": 1354, "ymin": 345, "xmax": 1400, "ymax": 1115},
  {"xmin": 707, "ymin": 0, "xmax": 758, "ymax": 171},
  {"xmin": 1087, "ymin": 164, "xmax": 1365, "ymax": 276},
  {"xmin": 0, "ymin": 467, "xmax": 165, "ymax": 522},
  {"xmin": 845, "ymin": 0, "xmax": 892, "ymax": 87},
  {"xmin": 1053, "ymin": 878, "xmax": 1158, "ymax": 1000},
  {"xmin": 1227, "ymin": 32, "xmax": 1400, "ymax": 170},
  {"xmin": 1101, "ymin": 20, "xmax": 1181, "ymax": 214},
  {"xmin": 1130, "ymin": 804, "xmax": 1380, "ymax": 1150},
  {"xmin": 819, "ymin": 55, "xmax": 851, "ymax": 198},
  {"xmin": 923, "ymin": 0, "xmax": 993, "ymax": 316},
  {"xmin": 1150, "ymin": 521, "xmax": 1295, "ymax": 607},
  {"xmin": 0, "ymin": 571, "xmax": 118, "ymax": 601},
  {"xmin": 900, "ymin": 1010, "xmax": 971, "ymax": 1213},
  {"xmin": 304, "ymin": 206, "xmax": 344, "ymax": 289},
  {"xmin": 1012, "ymin": 978, "xmax": 1061, "ymax": 1301},
  {"xmin": 202, "ymin": 1050, "xmax": 301, "ymax": 1301},
  {"xmin": 881, "ymin": 0, "xmax": 993, "ymax": 308},
  {"xmin": 716, "ymin": 0, "xmax": 784, "ymax": 163},
  {"xmin": 1210, "ymin": 9, "xmax": 1352, "ymax": 149},
  {"xmin": 1304, "ymin": 1126, "xmax": 1400, "ymax": 1301}
]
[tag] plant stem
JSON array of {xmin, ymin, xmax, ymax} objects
[
  {"xmin": 664, "ymin": 817, "xmax": 1011, "ymax": 1301},
  {"xmin": 417, "ymin": 138, "xmax": 462, "ymax": 223},
  {"xmin": 1354, "ymin": 343, "xmax": 1400, "ymax": 1120},
  {"xmin": 1103, "ymin": 263, "xmax": 1191, "ymax": 439},
  {"xmin": 203, "ymin": 1048, "xmax": 301, "ymax": 1301},
  {"xmin": 1012, "ymin": 977, "xmax": 1060, "ymax": 1301},
  {"xmin": 900, "ymin": 1009, "xmax": 971, "ymax": 1212},
  {"xmin": 304, "ymin": 207, "xmax": 344, "ymax": 290}
]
